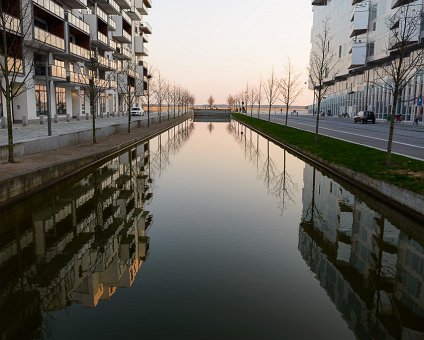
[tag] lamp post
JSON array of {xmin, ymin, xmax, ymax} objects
[{"xmin": 146, "ymin": 74, "xmax": 152, "ymax": 127}]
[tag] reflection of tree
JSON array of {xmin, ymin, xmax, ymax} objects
[
  {"xmin": 207, "ymin": 122, "xmax": 214, "ymax": 133},
  {"xmin": 227, "ymin": 122, "xmax": 297, "ymax": 214},
  {"xmin": 301, "ymin": 168, "xmax": 325, "ymax": 226}
]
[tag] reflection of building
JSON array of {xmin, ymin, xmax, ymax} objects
[
  {"xmin": 300, "ymin": 164, "xmax": 424, "ymax": 339},
  {"xmin": 0, "ymin": 140, "xmax": 152, "ymax": 338}
]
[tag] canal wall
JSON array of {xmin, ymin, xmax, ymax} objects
[
  {"xmin": 193, "ymin": 109, "xmax": 231, "ymax": 122},
  {"xmin": 234, "ymin": 117, "xmax": 424, "ymax": 221},
  {"xmin": 0, "ymin": 114, "xmax": 192, "ymax": 207}
]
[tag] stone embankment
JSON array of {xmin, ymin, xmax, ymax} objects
[
  {"xmin": 234, "ymin": 117, "xmax": 424, "ymax": 221},
  {"xmin": 0, "ymin": 114, "xmax": 192, "ymax": 207}
]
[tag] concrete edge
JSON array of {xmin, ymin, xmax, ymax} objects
[
  {"xmin": 0, "ymin": 114, "xmax": 192, "ymax": 208},
  {"xmin": 233, "ymin": 116, "xmax": 424, "ymax": 221}
]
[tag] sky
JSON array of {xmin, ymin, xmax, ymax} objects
[{"xmin": 147, "ymin": 0, "xmax": 314, "ymax": 106}]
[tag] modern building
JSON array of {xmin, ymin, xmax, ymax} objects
[
  {"xmin": 0, "ymin": 0, "xmax": 151, "ymax": 123},
  {"xmin": 309, "ymin": 0, "xmax": 424, "ymax": 122}
]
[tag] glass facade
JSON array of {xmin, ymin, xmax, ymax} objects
[{"xmin": 56, "ymin": 87, "xmax": 66, "ymax": 115}]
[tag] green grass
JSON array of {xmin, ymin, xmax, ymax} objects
[{"xmin": 232, "ymin": 113, "xmax": 424, "ymax": 195}]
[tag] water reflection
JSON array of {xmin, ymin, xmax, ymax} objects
[
  {"xmin": 231, "ymin": 121, "xmax": 424, "ymax": 339},
  {"xmin": 228, "ymin": 122, "xmax": 297, "ymax": 214},
  {"xmin": 0, "ymin": 121, "xmax": 194, "ymax": 339}
]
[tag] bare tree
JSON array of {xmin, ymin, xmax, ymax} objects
[
  {"xmin": 0, "ymin": 0, "xmax": 39, "ymax": 162},
  {"xmin": 308, "ymin": 19, "xmax": 336, "ymax": 139},
  {"xmin": 152, "ymin": 71, "xmax": 166, "ymax": 123},
  {"xmin": 263, "ymin": 68, "xmax": 280, "ymax": 121},
  {"xmin": 280, "ymin": 58, "xmax": 303, "ymax": 126},
  {"xmin": 227, "ymin": 95, "xmax": 235, "ymax": 111},
  {"xmin": 144, "ymin": 67, "xmax": 154, "ymax": 127},
  {"xmin": 376, "ymin": 4, "xmax": 424, "ymax": 165},
  {"xmin": 78, "ymin": 49, "xmax": 114, "ymax": 143},
  {"xmin": 257, "ymin": 77, "xmax": 263, "ymax": 118},
  {"xmin": 248, "ymin": 86, "xmax": 259, "ymax": 116},
  {"xmin": 207, "ymin": 95, "xmax": 215, "ymax": 109},
  {"xmin": 117, "ymin": 59, "xmax": 138, "ymax": 133},
  {"xmin": 164, "ymin": 81, "xmax": 172, "ymax": 120}
]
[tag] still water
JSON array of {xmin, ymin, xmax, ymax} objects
[{"xmin": 1, "ymin": 121, "xmax": 423, "ymax": 339}]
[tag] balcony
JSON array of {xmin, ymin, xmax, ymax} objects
[
  {"xmin": 350, "ymin": 1, "xmax": 369, "ymax": 37},
  {"xmin": 135, "ymin": 0, "xmax": 148, "ymax": 15},
  {"xmin": 97, "ymin": 0, "xmax": 120, "ymax": 15},
  {"xmin": 139, "ymin": 22, "xmax": 152, "ymax": 34},
  {"xmin": 113, "ymin": 45, "xmax": 131, "ymax": 60},
  {"xmin": 33, "ymin": 0, "xmax": 65, "ymax": 19},
  {"xmin": 115, "ymin": 0, "xmax": 131, "ymax": 9},
  {"xmin": 68, "ymin": 70, "xmax": 88, "ymax": 84},
  {"xmin": 112, "ymin": 15, "xmax": 132, "ymax": 43},
  {"xmin": 392, "ymin": 0, "xmax": 415, "ymax": 9},
  {"xmin": 143, "ymin": 0, "xmax": 151, "ymax": 8},
  {"xmin": 97, "ymin": 54, "xmax": 113, "ymax": 69},
  {"xmin": 34, "ymin": 26, "xmax": 65, "ymax": 51},
  {"xmin": 51, "ymin": 61, "xmax": 66, "ymax": 79},
  {"xmin": 134, "ymin": 36, "xmax": 148, "ymax": 56},
  {"xmin": 69, "ymin": 42, "xmax": 90, "ymax": 60},
  {"xmin": 0, "ymin": 14, "xmax": 21, "ymax": 35},
  {"xmin": 311, "ymin": 0, "xmax": 327, "ymax": 5},
  {"xmin": 125, "ymin": 8, "xmax": 142, "ymax": 21},
  {"xmin": 61, "ymin": 0, "xmax": 87, "ymax": 9},
  {"xmin": 349, "ymin": 41, "xmax": 366, "ymax": 69},
  {"xmin": 109, "ymin": 17, "xmax": 117, "ymax": 31},
  {"xmin": 109, "ymin": 39, "xmax": 117, "ymax": 51},
  {"xmin": 3, "ymin": 58, "xmax": 24, "ymax": 74},
  {"xmin": 67, "ymin": 12, "xmax": 90, "ymax": 35},
  {"xmin": 96, "ymin": 6, "xmax": 108, "ymax": 24},
  {"xmin": 98, "ymin": 31, "xmax": 109, "ymax": 46}
]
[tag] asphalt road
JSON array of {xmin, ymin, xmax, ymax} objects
[{"xmin": 255, "ymin": 113, "xmax": 424, "ymax": 161}]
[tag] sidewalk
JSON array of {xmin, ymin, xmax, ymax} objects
[
  {"xmin": 0, "ymin": 113, "xmax": 191, "ymax": 206},
  {"xmin": 0, "ymin": 111, "xmax": 174, "ymax": 146}
]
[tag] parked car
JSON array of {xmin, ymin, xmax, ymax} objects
[
  {"xmin": 131, "ymin": 107, "xmax": 144, "ymax": 116},
  {"xmin": 354, "ymin": 111, "xmax": 375, "ymax": 124}
]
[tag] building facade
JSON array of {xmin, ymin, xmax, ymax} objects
[
  {"xmin": 309, "ymin": 0, "xmax": 424, "ymax": 122},
  {"xmin": 0, "ymin": 0, "xmax": 151, "ymax": 123}
]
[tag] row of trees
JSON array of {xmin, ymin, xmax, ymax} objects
[{"xmin": 227, "ymin": 59, "xmax": 303, "ymax": 127}]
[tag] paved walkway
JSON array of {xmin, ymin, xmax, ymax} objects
[{"xmin": 0, "ymin": 111, "xmax": 179, "ymax": 146}]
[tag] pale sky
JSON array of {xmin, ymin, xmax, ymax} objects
[{"xmin": 148, "ymin": 0, "xmax": 314, "ymax": 105}]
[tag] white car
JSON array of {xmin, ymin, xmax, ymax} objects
[{"xmin": 131, "ymin": 107, "xmax": 144, "ymax": 116}]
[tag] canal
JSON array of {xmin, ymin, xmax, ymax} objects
[{"xmin": 1, "ymin": 120, "xmax": 423, "ymax": 339}]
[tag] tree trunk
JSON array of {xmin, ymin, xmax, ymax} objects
[
  {"xmin": 258, "ymin": 100, "xmax": 261, "ymax": 118},
  {"xmin": 128, "ymin": 91, "xmax": 131, "ymax": 134},
  {"xmin": 285, "ymin": 103, "xmax": 289, "ymax": 126},
  {"xmin": 315, "ymin": 92, "xmax": 321, "ymax": 142},
  {"xmin": 6, "ymin": 83, "xmax": 14, "ymax": 163},
  {"xmin": 386, "ymin": 92, "xmax": 398, "ymax": 166},
  {"xmin": 268, "ymin": 103, "xmax": 271, "ymax": 122},
  {"xmin": 91, "ymin": 94, "xmax": 96, "ymax": 144}
]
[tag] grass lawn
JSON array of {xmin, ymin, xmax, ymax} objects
[{"xmin": 232, "ymin": 113, "xmax": 424, "ymax": 196}]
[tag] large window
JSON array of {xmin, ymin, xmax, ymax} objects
[
  {"xmin": 56, "ymin": 87, "xmax": 66, "ymax": 115},
  {"xmin": 35, "ymin": 84, "xmax": 47, "ymax": 116},
  {"xmin": 100, "ymin": 94, "xmax": 106, "ymax": 114},
  {"xmin": 81, "ymin": 90, "xmax": 85, "ymax": 114}
]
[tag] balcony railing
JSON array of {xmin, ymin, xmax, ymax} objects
[
  {"xmin": 98, "ymin": 55, "xmax": 110, "ymax": 68},
  {"xmin": 6, "ymin": 58, "xmax": 23, "ymax": 73},
  {"xmin": 139, "ymin": 21, "xmax": 151, "ymax": 34},
  {"xmin": 0, "ymin": 14, "xmax": 21, "ymax": 34},
  {"xmin": 68, "ymin": 71, "xmax": 88, "ymax": 84},
  {"xmin": 70, "ymin": 42, "xmax": 90, "ymax": 59},
  {"xmin": 33, "ymin": 0, "xmax": 65, "ymax": 19},
  {"xmin": 109, "ymin": 60, "xmax": 117, "ymax": 70},
  {"xmin": 68, "ymin": 12, "xmax": 90, "ymax": 35},
  {"xmin": 97, "ymin": 31, "xmax": 108, "ymax": 45},
  {"xmin": 96, "ymin": 6, "xmax": 108, "ymax": 23},
  {"xmin": 105, "ymin": 0, "xmax": 120, "ymax": 14},
  {"xmin": 123, "ymin": 46, "xmax": 132, "ymax": 58},
  {"xmin": 34, "ymin": 26, "xmax": 65, "ymax": 50},
  {"xmin": 52, "ymin": 64, "xmax": 66, "ymax": 79},
  {"xmin": 108, "ymin": 17, "xmax": 116, "ymax": 30},
  {"xmin": 123, "ymin": 29, "xmax": 131, "ymax": 42},
  {"xmin": 121, "ymin": 10, "xmax": 131, "ymax": 25},
  {"xmin": 109, "ymin": 39, "xmax": 117, "ymax": 50}
]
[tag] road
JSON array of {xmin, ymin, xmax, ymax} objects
[{"xmin": 254, "ymin": 113, "xmax": 424, "ymax": 161}]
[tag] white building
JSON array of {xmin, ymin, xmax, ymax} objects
[
  {"xmin": 0, "ymin": 0, "xmax": 151, "ymax": 123},
  {"xmin": 309, "ymin": 0, "xmax": 424, "ymax": 122}
]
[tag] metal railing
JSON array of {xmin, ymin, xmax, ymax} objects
[
  {"xmin": 33, "ymin": 0, "xmax": 65, "ymax": 19},
  {"xmin": 108, "ymin": 17, "xmax": 116, "ymax": 30},
  {"xmin": 0, "ymin": 14, "xmax": 20, "ymax": 34},
  {"xmin": 109, "ymin": 39, "xmax": 117, "ymax": 50},
  {"xmin": 121, "ymin": 10, "xmax": 131, "ymax": 25},
  {"xmin": 70, "ymin": 42, "xmax": 90, "ymax": 60},
  {"xmin": 34, "ymin": 26, "xmax": 65, "ymax": 50},
  {"xmin": 97, "ymin": 31, "xmax": 108, "ymax": 45},
  {"xmin": 96, "ymin": 6, "xmax": 108, "ymax": 23},
  {"xmin": 123, "ymin": 29, "xmax": 131, "ymax": 42}
]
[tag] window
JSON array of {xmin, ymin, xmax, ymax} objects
[
  {"xmin": 368, "ymin": 42, "xmax": 375, "ymax": 57},
  {"xmin": 35, "ymin": 84, "xmax": 47, "ymax": 116},
  {"xmin": 56, "ymin": 87, "xmax": 66, "ymax": 114},
  {"xmin": 373, "ymin": 22, "xmax": 376, "ymax": 31},
  {"xmin": 339, "ymin": 45, "xmax": 342, "ymax": 58},
  {"xmin": 370, "ymin": 5, "xmax": 377, "ymax": 20}
]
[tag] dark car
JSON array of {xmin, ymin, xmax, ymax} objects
[{"xmin": 354, "ymin": 111, "xmax": 375, "ymax": 124}]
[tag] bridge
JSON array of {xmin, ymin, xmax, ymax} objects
[{"xmin": 193, "ymin": 109, "xmax": 231, "ymax": 122}]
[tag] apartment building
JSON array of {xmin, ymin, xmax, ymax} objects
[
  {"xmin": 0, "ymin": 0, "xmax": 151, "ymax": 123},
  {"xmin": 309, "ymin": 0, "xmax": 424, "ymax": 122}
]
